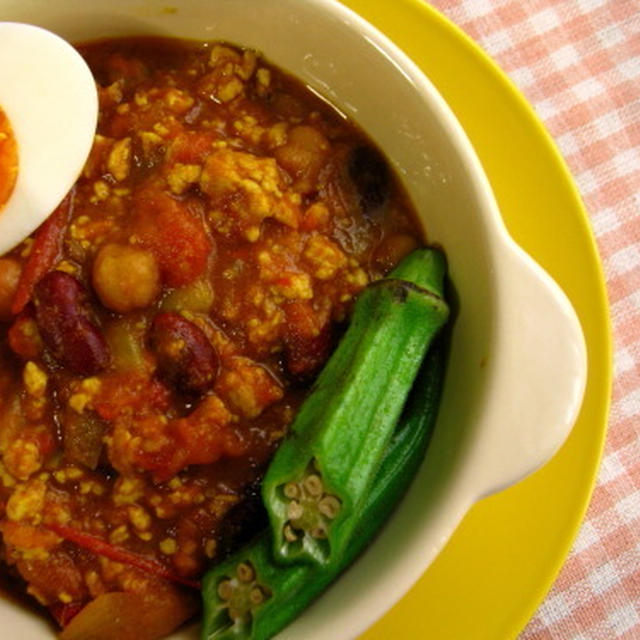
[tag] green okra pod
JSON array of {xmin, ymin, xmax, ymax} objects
[
  {"xmin": 201, "ymin": 344, "xmax": 446, "ymax": 640},
  {"xmin": 261, "ymin": 248, "xmax": 449, "ymax": 567}
]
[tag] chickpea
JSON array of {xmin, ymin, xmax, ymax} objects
[
  {"xmin": 0, "ymin": 257, "xmax": 21, "ymax": 321},
  {"xmin": 92, "ymin": 243, "xmax": 161, "ymax": 313},
  {"xmin": 274, "ymin": 125, "xmax": 330, "ymax": 193}
]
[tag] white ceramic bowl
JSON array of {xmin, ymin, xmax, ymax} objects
[{"xmin": 0, "ymin": 1, "xmax": 587, "ymax": 638}]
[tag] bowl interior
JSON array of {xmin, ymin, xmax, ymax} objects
[{"xmin": 0, "ymin": 1, "xmax": 500, "ymax": 638}]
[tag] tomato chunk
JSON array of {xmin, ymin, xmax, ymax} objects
[{"xmin": 133, "ymin": 187, "xmax": 211, "ymax": 287}]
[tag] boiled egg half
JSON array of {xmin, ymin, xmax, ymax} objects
[{"xmin": 0, "ymin": 22, "xmax": 98, "ymax": 255}]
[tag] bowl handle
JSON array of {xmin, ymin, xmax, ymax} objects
[{"xmin": 466, "ymin": 240, "xmax": 587, "ymax": 498}]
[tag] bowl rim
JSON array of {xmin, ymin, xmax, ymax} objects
[{"xmin": 276, "ymin": 1, "xmax": 587, "ymax": 637}]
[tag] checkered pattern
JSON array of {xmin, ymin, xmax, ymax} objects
[{"xmin": 428, "ymin": 0, "xmax": 640, "ymax": 637}]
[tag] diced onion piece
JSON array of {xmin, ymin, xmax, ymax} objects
[{"xmin": 59, "ymin": 590, "xmax": 197, "ymax": 640}]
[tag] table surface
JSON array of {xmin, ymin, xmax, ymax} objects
[{"xmin": 425, "ymin": 1, "xmax": 639, "ymax": 638}]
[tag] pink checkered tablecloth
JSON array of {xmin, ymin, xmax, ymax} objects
[{"xmin": 426, "ymin": 0, "xmax": 639, "ymax": 638}]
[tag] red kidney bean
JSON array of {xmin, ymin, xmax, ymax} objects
[
  {"xmin": 149, "ymin": 312, "xmax": 218, "ymax": 395},
  {"xmin": 33, "ymin": 271, "xmax": 110, "ymax": 375}
]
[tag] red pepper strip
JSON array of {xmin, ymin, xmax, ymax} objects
[
  {"xmin": 47, "ymin": 522, "xmax": 201, "ymax": 590},
  {"xmin": 49, "ymin": 601, "xmax": 86, "ymax": 628},
  {"xmin": 11, "ymin": 190, "xmax": 74, "ymax": 315}
]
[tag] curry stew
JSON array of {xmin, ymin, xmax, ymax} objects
[{"xmin": 0, "ymin": 38, "xmax": 424, "ymax": 637}]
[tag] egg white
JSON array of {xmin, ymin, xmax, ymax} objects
[{"xmin": 0, "ymin": 22, "xmax": 97, "ymax": 255}]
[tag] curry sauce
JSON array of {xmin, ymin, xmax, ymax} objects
[{"xmin": 0, "ymin": 37, "xmax": 424, "ymax": 637}]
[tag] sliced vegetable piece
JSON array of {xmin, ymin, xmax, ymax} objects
[
  {"xmin": 262, "ymin": 248, "xmax": 448, "ymax": 567},
  {"xmin": 62, "ymin": 410, "xmax": 107, "ymax": 470},
  {"xmin": 11, "ymin": 190, "xmax": 73, "ymax": 315},
  {"xmin": 46, "ymin": 522, "xmax": 201, "ymax": 589},
  {"xmin": 161, "ymin": 279, "xmax": 214, "ymax": 314},
  {"xmin": 105, "ymin": 317, "xmax": 148, "ymax": 372},
  {"xmin": 201, "ymin": 343, "xmax": 446, "ymax": 640},
  {"xmin": 59, "ymin": 589, "xmax": 198, "ymax": 640}
]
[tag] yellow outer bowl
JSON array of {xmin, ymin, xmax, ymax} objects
[{"xmin": 338, "ymin": 1, "xmax": 613, "ymax": 639}]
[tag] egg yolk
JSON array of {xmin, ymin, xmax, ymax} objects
[{"xmin": 0, "ymin": 106, "xmax": 18, "ymax": 210}]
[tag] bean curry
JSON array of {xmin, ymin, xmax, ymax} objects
[{"xmin": 0, "ymin": 37, "xmax": 425, "ymax": 638}]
